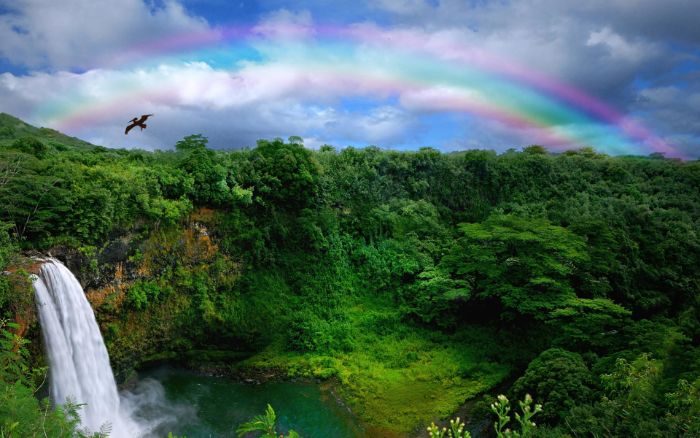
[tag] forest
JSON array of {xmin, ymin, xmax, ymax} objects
[{"xmin": 1, "ymin": 112, "xmax": 699, "ymax": 437}]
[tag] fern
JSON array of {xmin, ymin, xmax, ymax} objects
[{"xmin": 236, "ymin": 404, "xmax": 301, "ymax": 438}]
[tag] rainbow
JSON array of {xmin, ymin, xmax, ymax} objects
[{"xmin": 35, "ymin": 23, "xmax": 679, "ymax": 157}]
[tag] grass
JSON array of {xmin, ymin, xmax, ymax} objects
[
  {"xmin": 241, "ymin": 299, "xmax": 510, "ymax": 435},
  {"xmin": 86, "ymin": 236, "xmax": 511, "ymax": 434}
]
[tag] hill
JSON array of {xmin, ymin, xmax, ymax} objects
[
  {"xmin": 0, "ymin": 112, "xmax": 98, "ymax": 151},
  {"xmin": 1, "ymin": 115, "xmax": 699, "ymax": 436}
]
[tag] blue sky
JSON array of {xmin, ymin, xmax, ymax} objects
[{"xmin": 0, "ymin": 0, "xmax": 698, "ymax": 157}]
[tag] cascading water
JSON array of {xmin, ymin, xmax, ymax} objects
[
  {"xmin": 30, "ymin": 259, "xmax": 348, "ymax": 436},
  {"xmin": 32, "ymin": 259, "xmax": 137, "ymax": 437}
]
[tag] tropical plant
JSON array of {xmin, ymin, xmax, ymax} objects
[
  {"xmin": 236, "ymin": 404, "xmax": 300, "ymax": 438},
  {"xmin": 427, "ymin": 416, "xmax": 471, "ymax": 438},
  {"xmin": 491, "ymin": 394, "xmax": 542, "ymax": 438}
]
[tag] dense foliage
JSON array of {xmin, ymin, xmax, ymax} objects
[{"xmin": 1, "ymin": 112, "xmax": 699, "ymax": 435}]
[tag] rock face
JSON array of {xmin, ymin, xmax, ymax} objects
[
  {"xmin": 11, "ymin": 209, "xmax": 240, "ymax": 379},
  {"xmin": 43, "ymin": 239, "xmax": 137, "ymax": 291},
  {"xmin": 20, "ymin": 208, "xmax": 221, "ymax": 291}
]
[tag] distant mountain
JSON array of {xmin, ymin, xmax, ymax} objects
[{"xmin": 0, "ymin": 113, "xmax": 98, "ymax": 151}]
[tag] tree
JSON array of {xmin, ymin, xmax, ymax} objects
[
  {"xmin": 562, "ymin": 354, "xmax": 666, "ymax": 437},
  {"xmin": 512, "ymin": 348, "xmax": 595, "ymax": 423},
  {"xmin": 440, "ymin": 213, "xmax": 587, "ymax": 319},
  {"xmin": 175, "ymin": 134, "xmax": 208, "ymax": 152},
  {"xmin": 0, "ymin": 155, "xmax": 67, "ymax": 241},
  {"xmin": 247, "ymin": 138, "xmax": 321, "ymax": 211},
  {"xmin": 288, "ymin": 135, "xmax": 303, "ymax": 145},
  {"xmin": 177, "ymin": 135, "xmax": 231, "ymax": 206},
  {"xmin": 0, "ymin": 152, "xmax": 23, "ymax": 189},
  {"xmin": 10, "ymin": 136, "xmax": 48, "ymax": 158}
]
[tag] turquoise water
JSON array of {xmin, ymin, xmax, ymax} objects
[{"xmin": 132, "ymin": 366, "xmax": 364, "ymax": 438}]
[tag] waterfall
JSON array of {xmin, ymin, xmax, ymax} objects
[{"xmin": 33, "ymin": 259, "xmax": 136, "ymax": 437}]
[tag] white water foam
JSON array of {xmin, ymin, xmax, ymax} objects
[{"xmin": 33, "ymin": 259, "xmax": 192, "ymax": 437}]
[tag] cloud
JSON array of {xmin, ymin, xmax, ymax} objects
[
  {"xmin": 0, "ymin": 0, "xmax": 697, "ymax": 156},
  {"xmin": 253, "ymin": 8, "xmax": 315, "ymax": 38},
  {"xmin": 365, "ymin": 0, "xmax": 699, "ymax": 154},
  {"xmin": 318, "ymin": 105, "xmax": 415, "ymax": 145},
  {"xmin": 368, "ymin": 0, "xmax": 685, "ymax": 96},
  {"xmin": 0, "ymin": 0, "xmax": 208, "ymax": 70},
  {"xmin": 374, "ymin": 0, "xmax": 434, "ymax": 16},
  {"xmin": 370, "ymin": 0, "xmax": 700, "ymax": 48},
  {"xmin": 586, "ymin": 27, "xmax": 657, "ymax": 64},
  {"xmin": 578, "ymin": 0, "xmax": 700, "ymax": 47},
  {"xmin": 0, "ymin": 57, "xmax": 422, "ymax": 150},
  {"xmin": 631, "ymin": 84, "xmax": 700, "ymax": 157}
]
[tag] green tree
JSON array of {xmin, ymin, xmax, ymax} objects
[
  {"xmin": 10, "ymin": 136, "xmax": 48, "ymax": 158},
  {"xmin": 0, "ymin": 223, "xmax": 15, "ymax": 314},
  {"xmin": 664, "ymin": 378, "xmax": 700, "ymax": 435},
  {"xmin": 440, "ymin": 213, "xmax": 587, "ymax": 319},
  {"xmin": 512, "ymin": 348, "xmax": 595, "ymax": 423},
  {"xmin": 175, "ymin": 134, "xmax": 208, "ymax": 152},
  {"xmin": 562, "ymin": 354, "xmax": 666, "ymax": 437},
  {"xmin": 177, "ymin": 136, "xmax": 230, "ymax": 205},
  {"xmin": 248, "ymin": 138, "xmax": 321, "ymax": 211}
]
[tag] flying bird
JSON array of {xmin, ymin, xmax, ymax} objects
[{"xmin": 125, "ymin": 114, "xmax": 153, "ymax": 135}]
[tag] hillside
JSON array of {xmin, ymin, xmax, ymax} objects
[
  {"xmin": 0, "ymin": 112, "xmax": 98, "ymax": 151},
  {"xmin": 1, "ymin": 115, "xmax": 699, "ymax": 437}
]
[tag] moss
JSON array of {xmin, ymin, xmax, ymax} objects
[{"xmin": 243, "ymin": 317, "xmax": 510, "ymax": 435}]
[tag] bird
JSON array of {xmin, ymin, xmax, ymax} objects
[{"xmin": 125, "ymin": 114, "xmax": 153, "ymax": 135}]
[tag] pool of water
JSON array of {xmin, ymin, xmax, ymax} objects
[{"xmin": 126, "ymin": 365, "xmax": 365, "ymax": 438}]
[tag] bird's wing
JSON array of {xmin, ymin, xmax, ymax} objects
[
  {"xmin": 125, "ymin": 123, "xmax": 135, "ymax": 135},
  {"xmin": 139, "ymin": 114, "xmax": 154, "ymax": 122}
]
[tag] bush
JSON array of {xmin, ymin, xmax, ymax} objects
[
  {"xmin": 126, "ymin": 280, "xmax": 163, "ymax": 310},
  {"xmin": 286, "ymin": 312, "xmax": 354, "ymax": 354},
  {"xmin": 512, "ymin": 348, "xmax": 595, "ymax": 423},
  {"xmin": 11, "ymin": 136, "xmax": 48, "ymax": 158}
]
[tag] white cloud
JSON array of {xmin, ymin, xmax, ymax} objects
[
  {"xmin": 368, "ymin": 0, "xmax": 677, "ymax": 97},
  {"xmin": 587, "ymin": 27, "xmax": 655, "ymax": 64},
  {"xmin": 0, "ymin": 0, "xmax": 698, "ymax": 156},
  {"xmin": 0, "ymin": 0, "xmax": 208, "ymax": 70},
  {"xmin": 374, "ymin": 0, "xmax": 433, "ymax": 16},
  {"xmin": 0, "ymin": 57, "xmax": 421, "ymax": 150},
  {"xmin": 253, "ymin": 9, "xmax": 315, "ymax": 39},
  {"xmin": 325, "ymin": 105, "xmax": 415, "ymax": 144}
]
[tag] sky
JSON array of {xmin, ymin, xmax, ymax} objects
[{"xmin": 0, "ymin": 0, "xmax": 698, "ymax": 158}]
